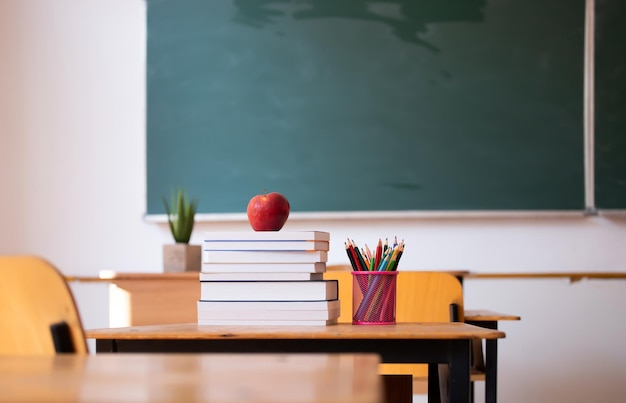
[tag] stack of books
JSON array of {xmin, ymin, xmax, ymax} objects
[{"xmin": 198, "ymin": 230, "xmax": 339, "ymax": 325}]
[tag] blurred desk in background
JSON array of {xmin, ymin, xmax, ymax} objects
[{"xmin": 0, "ymin": 352, "xmax": 382, "ymax": 403}]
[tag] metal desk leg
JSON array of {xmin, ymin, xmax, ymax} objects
[
  {"xmin": 428, "ymin": 363, "xmax": 442, "ymax": 403},
  {"xmin": 466, "ymin": 320, "xmax": 499, "ymax": 403},
  {"xmin": 485, "ymin": 338, "xmax": 498, "ymax": 403},
  {"xmin": 95, "ymin": 339, "xmax": 116, "ymax": 353},
  {"xmin": 448, "ymin": 340, "xmax": 471, "ymax": 403}
]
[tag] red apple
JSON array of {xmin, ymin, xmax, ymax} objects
[{"xmin": 246, "ymin": 191, "xmax": 290, "ymax": 231}]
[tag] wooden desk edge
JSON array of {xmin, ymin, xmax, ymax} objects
[
  {"xmin": 1, "ymin": 353, "xmax": 382, "ymax": 403},
  {"xmin": 66, "ymin": 271, "xmax": 626, "ymax": 283},
  {"xmin": 85, "ymin": 322, "xmax": 505, "ymax": 340},
  {"xmin": 465, "ymin": 272, "xmax": 626, "ymax": 281},
  {"xmin": 65, "ymin": 272, "xmax": 200, "ymax": 282},
  {"xmin": 464, "ymin": 309, "xmax": 521, "ymax": 322}
]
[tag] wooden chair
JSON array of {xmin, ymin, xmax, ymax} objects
[
  {"xmin": 0, "ymin": 256, "xmax": 88, "ymax": 355},
  {"xmin": 324, "ymin": 266, "xmax": 477, "ymax": 402}
]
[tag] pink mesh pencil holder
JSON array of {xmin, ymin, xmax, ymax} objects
[{"xmin": 351, "ymin": 271, "xmax": 398, "ymax": 325}]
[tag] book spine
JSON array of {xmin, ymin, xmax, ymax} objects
[
  {"xmin": 202, "ymin": 250, "xmax": 328, "ymax": 264},
  {"xmin": 203, "ymin": 231, "xmax": 330, "ymax": 242},
  {"xmin": 199, "ymin": 280, "xmax": 338, "ymax": 301},
  {"xmin": 202, "ymin": 240, "xmax": 329, "ymax": 251},
  {"xmin": 197, "ymin": 300, "xmax": 340, "ymax": 311},
  {"xmin": 201, "ymin": 262, "xmax": 326, "ymax": 273},
  {"xmin": 197, "ymin": 319, "xmax": 338, "ymax": 326},
  {"xmin": 197, "ymin": 309, "xmax": 340, "ymax": 321},
  {"xmin": 199, "ymin": 273, "xmax": 324, "ymax": 281}
]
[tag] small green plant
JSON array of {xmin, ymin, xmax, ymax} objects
[{"xmin": 162, "ymin": 188, "xmax": 197, "ymax": 244}]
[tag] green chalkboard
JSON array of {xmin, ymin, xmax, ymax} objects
[
  {"xmin": 595, "ymin": 0, "xmax": 626, "ymax": 209},
  {"xmin": 147, "ymin": 0, "xmax": 585, "ymax": 215}
]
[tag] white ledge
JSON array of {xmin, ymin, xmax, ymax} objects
[{"xmin": 144, "ymin": 210, "xmax": 593, "ymax": 223}]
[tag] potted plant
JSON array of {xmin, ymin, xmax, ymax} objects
[{"xmin": 162, "ymin": 188, "xmax": 201, "ymax": 272}]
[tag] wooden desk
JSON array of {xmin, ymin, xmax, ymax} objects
[
  {"xmin": 0, "ymin": 353, "xmax": 382, "ymax": 403},
  {"xmin": 72, "ymin": 272, "xmax": 200, "ymax": 326},
  {"xmin": 70, "ymin": 272, "xmax": 515, "ymax": 403},
  {"xmin": 67, "ymin": 272, "xmax": 528, "ymax": 328},
  {"xmin": 86, "ymin": 322, "xmax": 505, "ymax": 403},
  {"xmin": 464, "ymin": 271, "xmax": 626, "ymax": 282}
]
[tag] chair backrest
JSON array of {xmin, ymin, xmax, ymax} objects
[
  {"xmin": 324, "ymin": 266, "xmax": 464, "ymax": 322},
  {"xmin": 0, "ymin": 256, "xmax": 88, "ymax": 355},
  {"xmin": 324, "ymin": 266, "xmax": 464, "ymax": 377}
]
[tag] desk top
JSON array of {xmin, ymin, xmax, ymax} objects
[
  {"xmin": 65, "ymin": 270, "xmax": 626, "ymax": 283},
  {"xmin": 0, "ymin": 353, "xmax": 381, "ymax": 403},
  {"xmin": 86, "ymin": 322, "xmax": 505, "ymax": 341},
  {"xmin": 464, "ymin": 309, "xmax": 521, "ymax": 322},
  {"xmin": 65, "ymin": 271, "xmax": 200, "ymax": 282}
]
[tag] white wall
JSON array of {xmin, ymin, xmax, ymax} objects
[{"xmin": 1, "ymin": 1, "xmax": 625, "ymax": 402}]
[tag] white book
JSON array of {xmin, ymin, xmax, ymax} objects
[
  {"xmin": 197, "ymin": 308, "xmax": 340, "ymax": 321},
  {"xmin": 197, "ymin": 299, "xmax": 341, "ymax": 312},
  {"xmin": 199, "ymin": 280, "xmax": 338, "ymax": 301},
  {"xmin": 197, "ymin": 318, "xmax": 338, "ymax": 326},
  {"xmin": 202, "ymin": 250, "xmax": 328, "ymax": 264},
  {"xmin": 201, "ymin": 262, "xmax": 326, "ymax": 273},
  {"xmin": 202, "ymin": 240, "xmax": 329, "ymax": 251},
  {"xmin": 203, "ymin": 231, "xmax": 330, "ymax": 242},
  {"xmin": 199, "ymin": 272, "xmax": 324, "ymax": 281}
]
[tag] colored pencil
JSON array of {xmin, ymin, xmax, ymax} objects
[
  {"xmin": 351, "ymin": 239, "xmax": 369, "ymax": 272},
  {"xmin": 347, "ymin": 237, "xmax": 404, "ymax": 271},
  {"xmin": 348, "ymin": 239, "xmax": 363, "ymax": 271},
  {"xmin": 345, "ymin": 242, "xmax": 358, "ymax": 271},
  {"xmin": 374, "ymin": 239, "xmax": 382, "ymax": 269}
]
